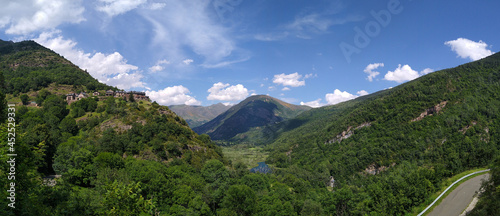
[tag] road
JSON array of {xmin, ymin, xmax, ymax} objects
[{"xmin": 427, "ymin": 173, "xmax": 489, "ymax": 216}]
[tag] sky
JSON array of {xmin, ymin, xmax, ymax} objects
[{"xmin": 0, "ymin": 0, "xmax": 498, "ymax": 107}]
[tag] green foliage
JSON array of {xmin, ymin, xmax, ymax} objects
[
  {"xmin": 60, "ymin": 117, "xmax": 78, "ymax": 135},
  {"xmin": 20, "ymin": 94, "xmax": 29, "ymax": 105},
  {"xmin": 100, "ymin": 181, "xmax": 154, "ymax": 215},
  {"xmin": 222, "ymin": 184, "xmax": 257, "ymax": 216}
]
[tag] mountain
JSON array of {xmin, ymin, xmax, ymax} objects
[
  {"xmin": 261, "ymin": 52, "xmax": 500, "ymax": 214},
  {"xmin": 0, "ymin": 39, "xmax": 113, "ymax": 94},
  {"xmin": 4, "ymin": 39, "xmax": 500, "ymax": 216},
  {"xmin": 193, "ymin": 95, "xmax": 311, "ymax": 140},
  {"xmin": 169, "ymin": 103, "xmax": 231, "ymax": 127}
]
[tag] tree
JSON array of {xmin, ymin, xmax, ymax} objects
[
  {"xmin": 100, "ymin": 181, "xmax": 155, "ymax": 216},
  {"xmin": 60, "ymin": 117, "xmax": 78, "ymax": 135},
  {"xmin": 222, "ymin": 184, "xmax": 256, "ymax": 216},
  {"xmin": 128, "ymin": 93, "xmax": 135, "ymax": 102},
  {"xmin": 20, "ymin": 94, "xmax": 29, "ymax": 105}
]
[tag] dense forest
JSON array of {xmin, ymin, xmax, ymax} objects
[{"xmin": 0, "ymin": 40, "xmax": 499, "ymax": 215}]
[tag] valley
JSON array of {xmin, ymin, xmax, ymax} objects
[{"xmin": 1, "ymin": 16, "xmax": 500, "ymax": 215}]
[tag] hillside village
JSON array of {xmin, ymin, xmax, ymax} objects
[{"xmin": 66, "ymin": 89, "xmax": 149, "ymax": 104}]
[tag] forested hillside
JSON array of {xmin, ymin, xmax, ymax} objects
[
  {"xmin": 262, "ymin": 52, "xmax": 500, "ymax": 214},
  {"xmin": 1, "ymin": 40, "xmax": 499, "ymax": 215}
]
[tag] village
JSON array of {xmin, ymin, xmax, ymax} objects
[{"xmin": 66, "ymin": 89, "xmax": 150, "ymax": 104}]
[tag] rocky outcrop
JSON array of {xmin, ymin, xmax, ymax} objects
[
  {"xmin": 326, "ymin": 122, "xmax": 371, "ymax": 144},
  {"xmin": 411, "ymin": 101, "xmax": 447, "ymax": 122},
  {"xmin": 364, "ymin": 163, "xmax": 395, "ymax": 175}
]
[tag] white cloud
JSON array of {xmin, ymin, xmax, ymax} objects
[
  {"xmin": 34, "ymin": 31, "xmax": 145, "ymax": 89},
  {"xmin": 0, "ymin": 0, "xmax": 85, "ymax": 35},
  {"xmin": 140, "ymin": 1, "xmax": 246, "ymax": 67},
  {"xmin": 326, "ymin": 89, "xmax": 357, "ymax": 105},
  {"xmin": 301, "ymin": 89, "xmax": 367, "ymax": 108},
  {"xmin": 273, "ymin": 72, "xmax": 306, "ymax": 87},
  {"xmin": 105, "ymin": 72, "xmax": 144, "ymax": 89},
  {"xmin": 304, "ymin": 73, "xmax": 317, "ymax": 79},
  {"xmin": 96, "ymin": 0, "xmax": 147, "ymax": 17},
  {"xmin": 183, "ymin": 59, "xmax": 194, "ymax": 65},
  {"xmin": 420, "ymin": 68, "xmax": 434, "ymax": 75},
  {"xmin": 148, "ymin": 2, "xmax": 166, "ymax": 10},
  {"xmin": 357, "ymin": 90, "xmax": 369, "ymax": 96},
  {"xmin": 146, "ymin": 85, "xmax": 201, "ymax": 106},
  {"xmin": 445, "ymin": 38, "xmax": 494, "ymax": 61},
  {"xmin": 149, "ymin": 59, "xmax": 170, "ymax": 73},
  {"xmin": 384, "ymin": 64, "xmax": 420, "ymax": 83},
  {"xmin": 300, "ymin": 99, "xmax": 322, "ymax": 108},
  {"xmin": 364, "ymin": 63, "xmax": 384, "ymax": 82},
  {"xmin": 207, "ymin": 82, "xmax": 249, "ymax": 101},
  {"xmin": 282, "ymin": 87, "xmax": 291, "ymax": 91}
]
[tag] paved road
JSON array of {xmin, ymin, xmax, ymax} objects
[{"xmin": 427, "ymin": 173, "xmax": 489, "ymax": 216}]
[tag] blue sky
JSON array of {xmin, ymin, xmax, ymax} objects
[{"xmin": 0, "ymin": 0, "xmax": 498, "ymax": 107}]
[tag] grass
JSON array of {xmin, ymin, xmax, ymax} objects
[
  {"xmin": 408, "ymin": 168, "xmax": 489, "ymax": 216},
  {"xmin": 222, "ymin": 144, "xmax": 269, "ymax": 169}
]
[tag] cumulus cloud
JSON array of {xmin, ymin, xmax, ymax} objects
[
  {"xmin": 420, "ymin": 68, "xmax": 434, "ymax": 75},
  {"xmin": 0, "ymin": 0, "xmax": 85, "ymax": 35},
  {"xmin": 445, "ymin": 38, "xmax": 494, "ymax": 61},
  {"xmin": 273, "ymin": 72, "xmax": 307, "ymax": 87},
  {"xmin": 146, "ymin": 85, "xmax": 201, "ymax": 105},
  {"xmin": 207, "ymin": 82, "xmax": 249, "ymax": 101},
  {"xmin": 364, "ymin": 63, "xmax": 384, "ymax": 82},
  {"xmin": 96, "ymin": 0, "xmax": 147, "ymax": 17},
  {"xmin": 282, "ymin": 87, "xmax": 291, "ymax": 91},
  {"xmin": 300, "ymin": 99, "xmax": 322, "ymax": 108},
  {"xmin": 384, "ymin": 64, "xmax": 420, "ymax": 83},
  {"xmin": 301, "ymin": 89, "xmax": 368, "ymax": 107},
  {"xmin": 357, "ymin": 90, "xmax": 369, "ymax": 96},
  {"xmin": 326, "ymin": 89, "xmax": 358, "ymax": 105},
  {"xmin": 149, "ymin": 59, "xmax": 170, "ymax": 73},
  {"xmin": 35, "ymin": 31, "xmax": 145, "ymax": 89}
]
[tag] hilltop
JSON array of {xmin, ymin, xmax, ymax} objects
[
  {"xmin": 0, "ymin": 39, "xmax": 113, "ymax": 94},
  {"xmin": 169, "ymin": 103, "xmax": 231, "ymax": 127},
  {"xmin": 193, "ymin": 95, "xmax": 311, "ymax": 140}
]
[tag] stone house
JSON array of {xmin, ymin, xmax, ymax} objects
[{"xmin": 105, "ymin": 90, "xmax": 114, "ymax": 96}]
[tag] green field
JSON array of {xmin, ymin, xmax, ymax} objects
[{"xmin": 222, "ymin": 144, "xmax": 269, "ymax": 169}]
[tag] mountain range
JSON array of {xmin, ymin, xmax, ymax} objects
[
  {"xmin": 169, "ymin": 103, "xmax": 231, "ymax": 127},
  {"xmin": 1, "ymin": 39, "xmax": 499, "ymax": 215},
  {"xmin": 193, "ymin": 95, "xmax": 311, "ymax": 141}
]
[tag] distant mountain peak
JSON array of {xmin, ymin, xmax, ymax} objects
[{"xmin": 193, "ymin": 95, "xmax": 311, "ymax": 140}]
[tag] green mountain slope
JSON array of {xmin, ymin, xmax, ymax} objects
[
  {"xmin": 0, "ymin": 39, "xmax": 113, "ymax": 94},
  {"xmin": 193, "ymin": 95, "xmax": 311, "ymax": 140},
  {"xmin": 169, "ymin": 103, "xmax": 231, "ymax": 127},
  {"xmin": 263, "ymin": 52, "xmax": 500, "ymax": 214}
]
